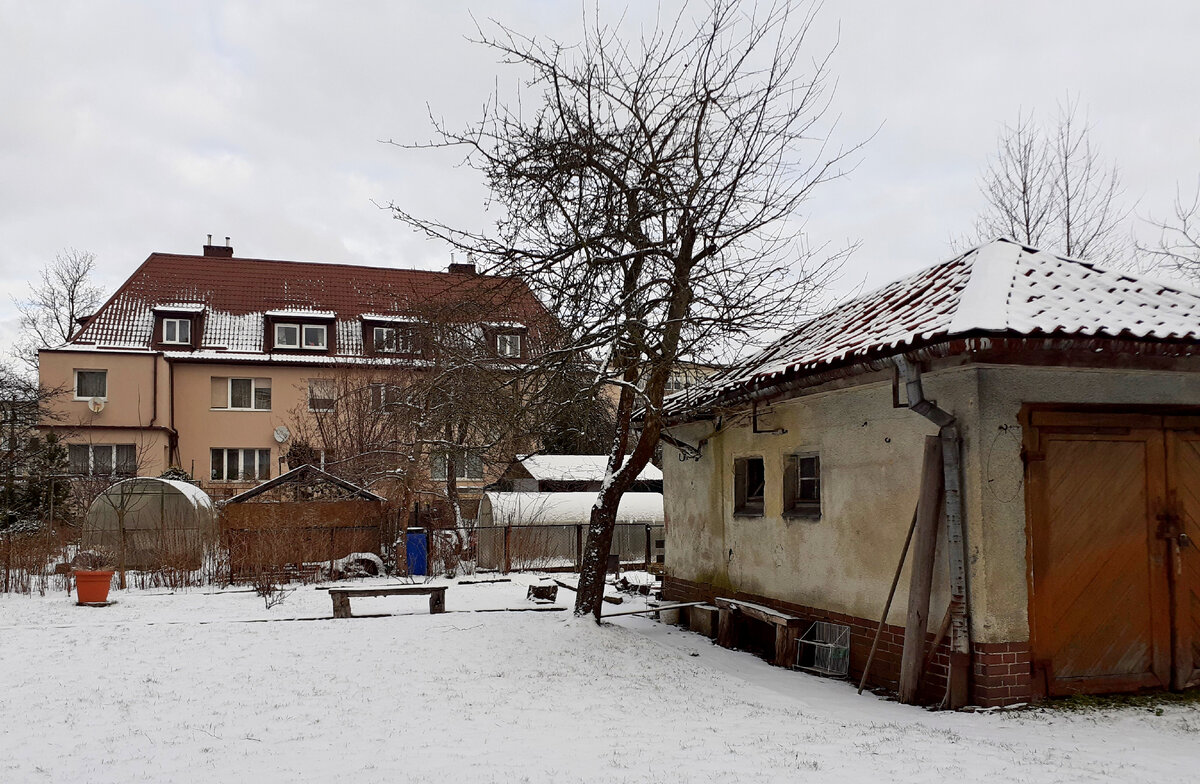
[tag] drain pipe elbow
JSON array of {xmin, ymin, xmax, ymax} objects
[{"xmin": 895, "ymin": 356, "xmax": 956, "ymax": 430}]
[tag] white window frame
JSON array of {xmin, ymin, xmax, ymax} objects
[
  {"xmin": 431, "ymin": 452, "xmax": 485, "ymax": 481},
  {"xmin": 274, "ymin": 323, "xmax": 301, "ymax": 349},
  {"xmin": 210, "ymin": 447, "xmax": 272, "ymax": 482},
  {"xmin": 73, "ymin": 369, "xmax": 108, "ymax": 401},
  {"xmin": 227, "ymin": 378, "xmax": 272, "ymax": 411},
  {"xmin": 162, "ymin": 318, "xmax": 192, "ymax": 345},
  {"xmin": 308, "ymin": 379, "xmax": 336, "ymax": 412},
  {"xmin": 69, "ymin": 443, "xmax": 137, "ymax": 476},
  {"xmin": 302, "ymin": 324, "xmax": 328, "ymax": 350},
  {"xmin": 496, "ymin": 333, "xmax": 522, "ymax": 358},
  {"xmin": 373, "ymin": 325, "xmax": 415, "ymax": 354}
]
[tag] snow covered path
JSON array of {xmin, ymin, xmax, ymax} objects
[{"xmin": 2, "ymin": 577, "xmax": 1197, "ymax": 783}]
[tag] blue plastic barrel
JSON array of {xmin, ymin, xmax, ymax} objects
[{"xmin": 406, "ymin": 531, "xmax": 428, "ymax": 576}]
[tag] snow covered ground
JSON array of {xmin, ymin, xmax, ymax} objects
[{"xmin": 2, "ymin": 575, "xmax": 1197, "ymax": 783}]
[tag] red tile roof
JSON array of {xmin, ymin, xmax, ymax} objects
[{"xmin": 67, "ymin": 253, "xmax": 553, "ymax": 358}]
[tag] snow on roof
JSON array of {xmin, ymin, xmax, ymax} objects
[
  {"xmin": 152, "ymin": 303, "xmax": 206, "ymax": 313},
  {"xmin": 516, "ymin": 454, "xmax": 663, "ymax": 482},
  {"xmin": 666, "ymin": 238, "xmax": 1200, "ymax": 416},
  {"xmin": 264, "ymin": 309, "xmax": 337, "ymax": 319},
  {"xmin": 481, "ymin": 492, "xmax": 663, "ymax": 525},
  {"xmin": 68, "ymin": 252, "xmax": 552, "ymax": 358}
]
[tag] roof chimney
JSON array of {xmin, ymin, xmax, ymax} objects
[
  {"xmin": 448, "ymin": 252, "xmax": 477, "ymax": 275},
  {"xmin": 203, "ymin": 235, "xmax": 234, "ymax": 258}
]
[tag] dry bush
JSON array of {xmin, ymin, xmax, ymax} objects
[{"xmin": 1, "ymin": 527, "xmax": 73, "ymax": 595}]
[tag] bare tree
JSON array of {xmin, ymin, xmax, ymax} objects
[
  {"xmin": 967, "ymin": 100, "xmax": 1130, "ymax": 263},
  {"xmin": 12, "ymin": 249, "xmax": 104, "ymax": 371},
  {"xmin": 390, "ymin": 1, "xmax": 856, "ymax": 616},
  {"xmin": 288, "ymin": 303, "xmax": 542, "ymax": 535},
  {"xmin": 1139, "ymin": 178, "xmax": 1200, "ymax": 282}
]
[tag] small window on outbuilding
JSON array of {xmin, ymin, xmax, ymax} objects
[
  {"xmin": 784, "ymin": 452, "xmax": 821, "ymax": 518},
  {"xmin": 733, "ymin": 456, "xmax": 765, "ymax": 516}
]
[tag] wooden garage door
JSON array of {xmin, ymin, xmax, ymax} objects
[
  {"xmin": 1167, "ymin": 425, "xmax": 1200, "ymax": 689},
  {"xmin": 1029, "ymin": 424, "xmax": 1171, "ymax": 695}
]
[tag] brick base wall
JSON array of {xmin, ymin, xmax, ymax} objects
[{"xmin": 664, "ymin": 575, "xmax": 1031, "ymax": 707}]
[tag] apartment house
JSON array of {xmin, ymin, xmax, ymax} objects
[{"xmin": 39, "ymin": 241, "xmax": 552, "ymax": 505}]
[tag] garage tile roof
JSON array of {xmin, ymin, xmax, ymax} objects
[
  {"xmin": 65, "ymin": 252, "xmax": 550, "ymax": 357},
  {"xmin": 667, "ymin": 238, "xmax": 1200, "ymax": 415}
]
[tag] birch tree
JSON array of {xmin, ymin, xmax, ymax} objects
[
  {"xmin": 967, "ymin": 101, "xmax": 1130, "ymax": 263},
  {"xmin": 390, "ymin": 0, "xmax": 855, "ymax": 617},
  {"xmin": 12, "ymin": 249, "xmax": 103, "ymax": 372}
]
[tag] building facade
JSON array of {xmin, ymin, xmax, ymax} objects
[{"xmin": 39, "ymin": 241, "xmax": 552, "ymax": 508}]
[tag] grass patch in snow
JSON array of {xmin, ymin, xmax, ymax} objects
[{"xmin": 1044, "ymin": 688, "xmax": 1200, "ymax": 715}]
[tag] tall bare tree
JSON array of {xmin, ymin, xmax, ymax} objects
[
  {"xmin": 390, "ymin": 1, "xmax": 856, "ymax": 616},
  {"xmin": 1139, "ymin": 178, "xmax": 1200, "ymax": 282},
  {"xmin": 967, "ymin": 100, "xmax": 1130, "ymax": 263},
  {"xmin": 12, "ymin": 249, "xmax": 104, "ymax": 372}
]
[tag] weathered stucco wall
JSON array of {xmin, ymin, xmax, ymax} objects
[
  {"xmin": 663, "ymin": 365, "xmax": 981, "ymax": 635},
  {"xmin": 665, "ymin": 361, "xmax": 1200, "ymax": 646}
]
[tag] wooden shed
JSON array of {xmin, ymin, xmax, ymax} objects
[{"xmin": 221, "ymin": 465, "xmax": 390, "ymax": 579}]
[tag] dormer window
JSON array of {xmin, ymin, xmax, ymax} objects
[
  {"xmin": 374, "ymin": 325, "xmax": 415, "ymax": 354},
  {"xmin": 497, "ymin": 333, "xmax": 522, "ymax": 358},
  {"xmin": 151, "ymin": 304, "xmax": 203, "ymax": 350},
  {"xmin": 162, "ymin": 318, "xmax": 191, "ymax": 345},
  {"xmin": 268, "ymin": 311, "xmax": 335, "ymax": 353}
]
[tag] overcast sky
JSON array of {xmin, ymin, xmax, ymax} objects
[{"xmin": 2, "ymin": 1, "xmax": 1198, "ymax": 360}]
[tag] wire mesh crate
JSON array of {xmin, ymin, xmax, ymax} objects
[{"xmin": 795, "ymin": 620, "xmax": 851, "ymax": 677}]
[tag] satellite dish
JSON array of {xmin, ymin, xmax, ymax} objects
[
  {"xmin": 273, "ymin": 425, "xmax": 291, "ymax": 444},
  {"xmin": 88, "ymin": 397, "xmax": 105, "ymax": 413}
]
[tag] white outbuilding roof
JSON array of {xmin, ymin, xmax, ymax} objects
[
  {"xmin": 666, "ymin": 238, "xmax": 1200, "ymax": 416},
  {"xmin": 480, "ymin": 492, "xmax": 664, "ymax": 526},
  {"xmin": 515, "ymin": 454, "xmax": 662, "ymax": 482}
]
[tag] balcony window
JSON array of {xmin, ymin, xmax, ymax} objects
[{"xmin": 308, "ymin": 379, "xmax": 337, "ymax": 412}]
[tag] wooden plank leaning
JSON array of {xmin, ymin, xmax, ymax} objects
[{"xmin": 898, "ymin": 435, "xmax": 945, "ymax": 704}]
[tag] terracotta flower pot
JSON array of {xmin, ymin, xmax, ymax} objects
[{"xmin": 75, "ymin": 570, "xmax": 115, "ymax": 604}]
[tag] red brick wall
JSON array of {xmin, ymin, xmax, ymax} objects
[
  {"xmin": 664, "ymin": 575, "xmax": 1031, "ymax": 707},
  {"xmin": 972, "ymin": 641, "xmax": 1034, "ymax": 705}
]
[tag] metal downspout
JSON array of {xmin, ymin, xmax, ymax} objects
[{"xmin": 895, "ymin": 356, "xmax": 970, "ymax": 706}]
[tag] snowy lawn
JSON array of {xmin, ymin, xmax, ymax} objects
[{"xmin": 2, "ymin": 575, "xmax": 1198, "ymax": 783}]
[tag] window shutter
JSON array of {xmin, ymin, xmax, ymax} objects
[
  {"xmin": 734, "ymin": 459, "xmax": 747, "ymax": 510},
  {"xmin": 211, "ymin": 377, "xmax": 228, "ymax": 409},
  {"xmin": 783, "ymin": 455, "xmax": 798, "ymax": 512}
]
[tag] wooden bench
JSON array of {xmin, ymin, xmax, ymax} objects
[
  {"xmin": 715, "ymin": 597, "xmax": 804, "ymax": 667},
  {"xmin": 329, "ymin": 585, "xmax": 447, "ymax": 618}
]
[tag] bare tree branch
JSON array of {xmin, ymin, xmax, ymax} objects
[
  {"xmin": 962, "ymin": 99, "xmax": 1131, "ymax": 264},
  {"xmin": 388, "ymin": 0, "xmax": 857, "ymax": 617}
]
